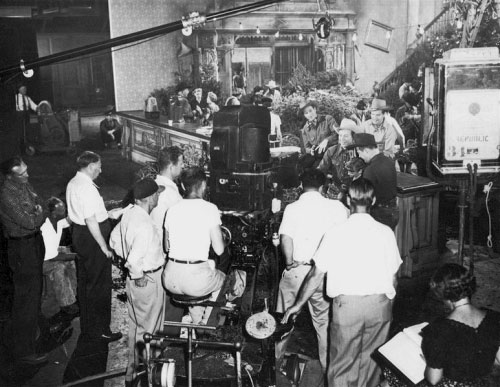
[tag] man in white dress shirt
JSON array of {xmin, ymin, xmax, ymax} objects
[
  {"xmin": 109, "ymin": 178, "xmax": 166, "ymax": 386},
  {"xmin": 15, "ymin": 85, "xmax": 38, "ymax": 153},
  {"xmin": 66, "ymin": 151, "xmax": 121, "ymax": 342},
  {"xmin": 283, "ymin": 178, "xmax": 402, "ymax": 387},
  {"xmin": 275, "ymin": 169, "xmax": 348, "ymax": 374},
  {"xmin": 150, "ymin": 146, "xmax": 184, "ymax": 234}
]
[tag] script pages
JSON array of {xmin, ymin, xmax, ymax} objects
[{"xmin": 377, "ymin": 322, "xmax": 429, "ymax": 385}]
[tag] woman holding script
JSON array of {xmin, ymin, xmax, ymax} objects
[{"xmin": 382, "ymin": 263, "xmax": 500, "ymax": 387}]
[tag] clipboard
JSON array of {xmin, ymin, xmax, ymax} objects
[{"xmin": 375, "ymin": 322, "xmax": 429, "ymax": 386}]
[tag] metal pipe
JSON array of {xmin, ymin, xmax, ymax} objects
[
  {"xmin": 58, "ymin": 368, "xmax": 126, "ymax": 387},
  {"xmin": 187, "ymin": 328, "xmax": 193, "ymax": 387},
  {"xmin": 236, "ymin": 348, "xmax": 242, "ymax": 387},
  {"xmin": 457, "ymin": 185, "xmax": 467, "ymax": 265},
  {"xmin": 0, "ymin": 0, "xmax": 288, "ymax": 79}
]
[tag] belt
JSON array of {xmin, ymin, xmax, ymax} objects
[
  {"xmin": 169, "ymin": 258, "xmax": 205, "ymax": 265},
  {"xmin": 8, "ymin": 231, "xmax": 40, "ymax": 241},
  {"xmin": 143, "ymin": 265, "xmax": 163, "ymax": 274}
]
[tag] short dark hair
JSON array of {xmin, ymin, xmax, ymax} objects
[
  {"xmin": 0, "ymin": 156, "xmax": 23, "ymax": 176},
  {"xmin": 253, "ymin": 86, "xmax": 264, "ymax": 94},
  {"xmin": 300, "ymin": 169, "xmax": 326, "ymax": 190},
  {"xmin": 348, "ymin": 178, "xmax": 375, "ymax": 208},
  {"xmin": 357, "ymin": 145, "xmax": 378, "ymax": 152},
  {"xmin": 158, "ymin": 146, "xmax": 183, "ymax": 171},
  {"xmin": 356, "ymin": 100, "xmax": 367, "ymax": 110},
  {"xmin": 430, "ymin": 263, "xmax": 476, "ymax": 302},
  {"xmin": 47, "ymin": 196, "xmax": 64, "ymax": 213},
  {"xmin": 176, "ymin": 82, "xmax": 191, "ymax": 94},
  {"xmin": 76, "ymin": 151, "xmax": 100, "ymax": 169},
  {"xmin": 180, "ymin": 167, "xmax": 207, "ymax": 196}
]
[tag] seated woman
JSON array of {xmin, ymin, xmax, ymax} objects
[
  {"xmin": 383, "ymin": 263, "xmax": 500, "ymax": 387},
  {"xmin": 162, "ymin": 167, "xmax": 226, "ymax": 325}
]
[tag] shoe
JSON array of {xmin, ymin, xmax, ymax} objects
[
  {"xmin": 18, "ymin": 353, "xmax": 49, "ymax": 365},
  {"xmin": 100, "ymin": 331, "xmax": 122, "ymax": 342}
]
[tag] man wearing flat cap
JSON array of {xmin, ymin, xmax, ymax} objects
[
  {"xmin": 361, "ymin": 98, "xmax": 401, "ymax": 159},
  {"xmin": 318, "ymin": 118, "xmax": 360, "ymax": 195},
  {"xmin": 350, "ymin": 133, "xmax": 398, "ymax": 229},
  {"xmin": 300, "ymin": 101, "xmax": 339, "ymax": 169},
  {"xmin": 110, "ymin": 178, "xmax": 166, "ymax": 386}
]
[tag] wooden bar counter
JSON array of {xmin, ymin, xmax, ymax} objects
[{"xmin": 117, "ymin": 111, "xmax": 210, "ymax": 166}]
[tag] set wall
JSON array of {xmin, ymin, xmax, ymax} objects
[
  {"xmin": 108, "ymin": 0, "xmax": 184, "ymax": 111},
  {"xmin": 352, "ymin": 0, "xmax": 444, "ymax": 94}
]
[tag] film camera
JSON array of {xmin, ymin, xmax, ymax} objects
[{"xmin": 209, "ymin": 105, "xmax": 274, "ymax": 212}]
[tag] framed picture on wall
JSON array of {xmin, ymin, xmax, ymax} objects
[{"xmin": 365, "ymin": 20, "xmax": 394, "ymax": 53}]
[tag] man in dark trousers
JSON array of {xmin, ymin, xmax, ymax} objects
[
  {"xmin": 15, "ymin": 85, "xmax": 38, "ymax": 153},
  {"xmin": 0, "ymin": 156, "xmax": 47, "ymax": 364},
  {"xmin": 350, "ymin": 133, "xmax": 399, "ymax": 229},
  {"xmin": 99, "ymin": 111, "xmax": 123, "ymax": 149},
  {"xmin": 66, "ymin": 151, "xmax": 121, "ymax": 342}
]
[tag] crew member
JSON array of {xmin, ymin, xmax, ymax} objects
[
  {"xmin": 350, "ymin": 133, "xmax": 398, "ymax": 230},
  {"xmin": 0, "ymin": 156, "xmax": 47, "ymax": 364},
  {"xmin": 276, "ymin": 169, "xmax": 348, "ymax": 373},
  {"xmin": 283, "ymin": 178, "xmax": 402, "ymax": 387},
  {"xmin": 66, "ymin": 151, "xmax": 121, "ymax": 342},
  {"xmin": 110, "ymin": 178, "xmax": 166, "ymax": 386},
  {"xmin": 41, "ymin": 197, "xmax": 78, "ymax": 317},
  {"xmin": 300, "ymin": 101, "xmax": 339, "ymax": 169},
  {"xmin": 163, "ymin": 167, "xmax": 226, "ymax": 325},
  {"xmin": 15, "ymin": 85, "xmax": 38, "ymax": 153},
  {"xmin": 362, "ymin": 99, "xmax": 399, "ymax": 158},
  {"xmin": 100, "ymin": 111, "xmax": 123, "ymax": 149},
  {"xmin": 317, "ymin": 118, "xmax": 359, "ymax": 193},
  {"xmin": 150, "ymin": 146, "xmax": 184, "ymax": 234}
]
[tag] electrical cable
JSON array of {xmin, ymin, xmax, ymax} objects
[
  {"xmin": 485, "ymin": 181, "xmax": 494, "ymax": 248},
  {"xmin": 245, "ymin": 365, "xmax": 255, "ymax": 387}
]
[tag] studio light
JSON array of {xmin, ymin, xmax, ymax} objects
[
  {"xmin": 299, "ymin": 32, "xmax": 304, "ymax": 41},
  {"xmin": 312, "ymin": 14, "xmax": 334, "ymax": 40},
  {"xmin": 182, "ymin": 26, "xmax": 193, "ymax": 36}
]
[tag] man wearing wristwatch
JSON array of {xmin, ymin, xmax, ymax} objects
[
  {"xmin": 275, "ymin": 169, "xmax": 348, "ymax": 375},
  {"xmin": 109, "ymin": 178, "xmax": 165, "ymax": 386}
]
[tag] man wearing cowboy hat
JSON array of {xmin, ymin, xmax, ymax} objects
[
  {"xmin": 362, "ymin": 98, "xmax": 402, "ymax": 159},
  {"xmin": 109, "ymin": 178, "xmax": 166, "ymax": 386},
  {"xmin": 300, "ymin": 100, "xmax": 339, "ymax": 169},
  {"xmin": 349, "ymin": 133, "xmax": 398, "ymax": 229},
  {"xmin": 318, "ymin": 118, "xmax": 360, "ymax": 192},
  {"xmin": 263, "ymin": 80, "xmax": 281, "ymax": 103}
]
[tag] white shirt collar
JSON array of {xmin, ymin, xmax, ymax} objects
[{"xmin": 156, "ymin": 174, "xmax": 178, "ymax": 189}]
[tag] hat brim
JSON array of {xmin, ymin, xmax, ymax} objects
[
  {"xmin": 370, "ymin": 105, "xmax": 392, "ymax": 111},
  {"xmin": 300, "ymin": 102, "xmax": 318, "ymax": 112},
  {"xmin": 346, "ymin": 141, "xmax": 377, "ymax": 149}
]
